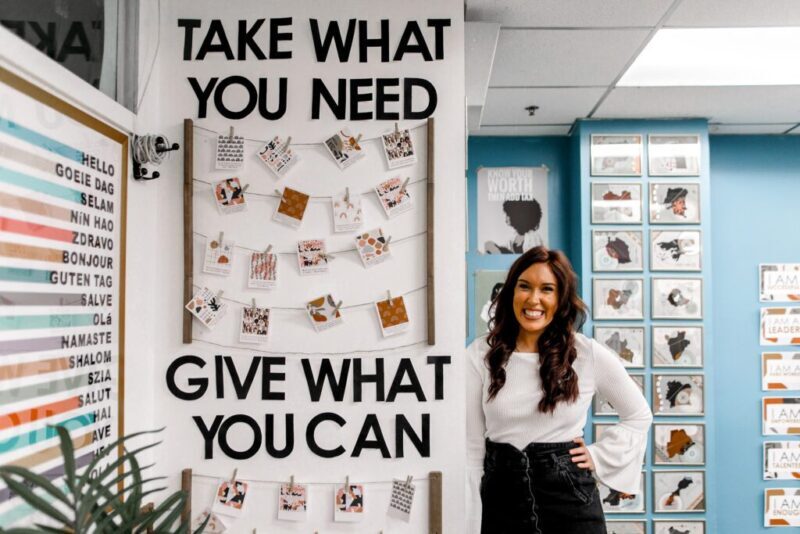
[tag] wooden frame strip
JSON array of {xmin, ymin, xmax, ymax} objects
[
  {"xmin": 183, "ymin": 119, "xmax": 194, "ymax": 344},
  {"xmin": 428, "ymin": 470, "xmax": 442, "ymax": 533},
  {"xmin": 426, "ymin": 117, "xmax": 435, "ymax": 346}
]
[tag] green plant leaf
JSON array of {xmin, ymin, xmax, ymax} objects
[
  {"xmin": 53, "ymin": 425, "xmax": 76, "ymax": 496},
  {"xmin": 151, "ymin": 492, "xmax": 187, "ymax": 532},
  {"xmin": 0, "ymin": 528, "xmax": 48, "ymax": 534},
  {"xmin": 0, "ymin": 466, "xmax": 71, "ymax": 508},
  {"xmin": 75, "ymin": 428, "xmax": 164, "ymax": 491},
  {"xmin": 0, "ymin": 474, "xmax": 71, "ymax": 525}
]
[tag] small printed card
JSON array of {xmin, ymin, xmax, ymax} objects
[
  {"xmin": 248, "ymin": 252, "xmax": 277, "ymax": 289},
  {"xmin": 203, "ymin": 237, "xmax": 234, "ymax": 276},
  {"xmin": 375, "ymin": 177, "xmax": 413, "ymax": 218},
  {"xmin": 212, "ymin": 480, "xmax": 248, "ymax": 517},
  {"xmin": 763, "ymin": 397, "xmax": 800, "ymax": 435},
  {"xmin": 765, "ymin": 489, "xmax": 800, "ymax": 527},
  {"xmin": 763, "ymin": 352, "xmax": 800, "ymax": 390},
  {"xmin": 213, "ymin": 178, "xmax": 247, "ymax": 214},
  {"xmin": 764, "ymin": 441, "xmax": 800, "ymax": 480},
  {"xmin": 761, "ymin": 307, "xmax": 800, "ymax": 346},
  {"xmin": 381, "ymin": 129, "xmax": 417, "ymax": 169},
  {"xmin": 278, "ymin": 483, "xmax": 308, "ymax": 521},
  {"xmin": 185, "ymin": 287, "xmax": 226, "ymax": 330},
  {"xmin": 306, "ymin": 294, "xmax": 343, "ymax": 332},
  {"xmin": 324, "ymin": 129, "xmax": 365, "ymax": 170},
  {"xmin": 332, "ymin": 190, "xmax": 363, "ymax": 232},
  {"xmin": 216, "ymin": 135, "xmax": 245, "ymax": 170},
  {"xmin": 375, "ymin": 295, "xmax": 410, "ymax": 337},
  {"xmin": 240, "ymin": 306, "xmax": 270, "ymax": 343},
  {"xmin": 192, "ymin": 508, "xmax": 226, "ymax": 533},
  {"xmin": 258, "ymin": 136, "xmax": 297, "ymax": 177},
  {"xmin": 760, "ymin": 264, "xmax": 800, "ymax": 302},
  {"xmin": 355, "ymin": 228, "xmax": 391, "ymax": 268},
  {"xmin": 297, "ymin": 239, "xmax": 329, "ymax": 275},
  {"xmin": 388, "ymin": 479, "xmax": 415, "ymax": 522},
  {"xmin": 274, "ymin": 187, "xmax": 310, "ymax": 229},
  {"xmin": 334, "ymin": 483, "xmax": 364, "ymax": 522}
]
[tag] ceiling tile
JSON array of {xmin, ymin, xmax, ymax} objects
[
  {"xmin": 489, "ymin": 29, "xmax": 651, "ymax": 86},
  {"xmin": 666, "ymin": 0, "xmax": 800, "ymax": 27},
  {"xmin": 709, "ymin": 124, "xmax": 798, "ymax": 135},
  {"xmin": 466, "ymin": 0, "xmax": 673, "ymax": 27},
  {"xmin": 481, "ymin": 87, "xmax": 605, "ymax": 125},
  {"xmin": 472, "ymin": 125, "xmax": 572, "ymax": 136},
  {"xmin": 595, "ymin": 86, "xmax": 800, "ymax": 123}
]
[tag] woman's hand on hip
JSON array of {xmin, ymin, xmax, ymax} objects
[{"xmin": 569, "ymin": 437, "xmax": 595, "ymax": 471}]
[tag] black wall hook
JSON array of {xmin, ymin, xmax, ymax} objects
[{"xmin": 132, "ymin": 134, "xmax": 180, "ymax": 181}]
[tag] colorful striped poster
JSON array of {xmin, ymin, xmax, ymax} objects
[{"xmin": 0, "ymin": 67, "xmax": 126, "ymax": 526}]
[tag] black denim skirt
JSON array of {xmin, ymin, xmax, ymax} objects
[{"xmin": 480, "ymin": 439, "xmax": 607, "ymax": 534}]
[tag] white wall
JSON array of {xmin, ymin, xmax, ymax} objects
[{"xmin": 144, "ymin": 1, "xmax": 466, "ymax": 532}]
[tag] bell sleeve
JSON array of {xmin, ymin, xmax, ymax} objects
[
  {"xmin": 585, "ymin": 339, "xmax": 653, "ymax": 494},
  {"xmin": 465, "ymin": 338, "xmax": 488, "ymax": 534}
]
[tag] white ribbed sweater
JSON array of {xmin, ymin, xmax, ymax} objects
[{"xmin": 466, "ymin": 333, "xmax": 652, "ymax": 533}]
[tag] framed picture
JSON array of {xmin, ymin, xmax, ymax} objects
[
  {"xmin": 594, "ymin": 326, "xmax": 645, "ymax": 368},
  {"xmin": 653, "ymin": 374, "xmax": 704, "ymax": 416},
  {"xmin": 653, "ymin": 470, "xmax": 706, "ymax": 513},
  {"xmin": 762, "ymin": 352, "xmax": 800, "ymax": 390},
  {"xmin": 591, "ymin": 183, "xmax": 643, "ymax": 224},
  {"xmin": 474, "ymin": 270, "xmax": 508, "ymax": 337},
  {"xmin": 590, "ymin": 134, "xmax": 643, "ymax": 176},
  {"xmin": 760, "ymin": 264, "xmax": 800, "ymax": 302},
  {"xmin": 593, "ymin": 423, "xmax": 614, "ymax": 442},
  {"xmin": 652, "ymin": 278, "xmax": 703, "ymax": 320},
  {"xmin": 650, "ymin": 230, "xmax": 702, "ymax": 271},
  {"xmin": 765, "ymin": 489, "xmax": 800, "ymax": 527},
  {"xmin": 653, "ymin": 423, "xmax": 705, "ymax": 465},
  {"xmin": 647, "ymin": 134, "xmax": 701, "ymax": 176},
  {"xmin": 592, "ymin": 230, "xmax": 644, "ymax": 272},
  {"xmin": 653, "ymin": 520, "xmax": 705, "ymax": 534},
  {"xmin": 606, "ymin": 520, "xmax": 646, "ymax": 534},
  {"xmin": 594, "ymin": 375, "xmax": 645, "ymax": 416},
  {"xmin": 763, "ymin": 397, "xmax": 800, "ymax": 435},
  {"xmin": 761, "ymin": 307, "xmax": 800, "ymax": 345},
  {"xmin": 592, "ymin": 278, "xmax": 644, "ymax": 320},
  {"xmin": 764, "ymin": 441, "xmax": 800, "ymax": 479},
  {"xmin": 649, "ymin": 183, "xmax": 700, "ymax": 224},
  {"xmin": 652, "ymin": 326, "xmax": 703, "ymax": 368},
  {"xmin": 599, "ymin": 471, "xmax": 646, "ymax": 514}
]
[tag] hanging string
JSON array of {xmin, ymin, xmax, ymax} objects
[
  {"xmin": 190, "ymin": 337, "xmax": 430, "ymax": 357},
  {"xmin": 193, "ymin": 230, "xmax": 425, "ymax": 256},
  {"xmin": 193, "ymin": 121, "xmax": 427, "ymax": 148},
  {"xmin": 192, "ymin": 471, "xmax": 429, "ymax": 486},
  {"xmin": 191, "ymin": 284, "xmax": 425, "ymax": 311},
  {"xmin": 193, "ymin": 176, "xmax": 426, "ymax": 201}
]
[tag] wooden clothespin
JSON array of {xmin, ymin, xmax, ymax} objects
[
  {"xmin": 251, "ymin": 298, "xmax": 256, "ymax": 310},
  {"xmin": 387, "ymin": 290, "xmax": 393, "ymax": 306},
  {"xmin": 395, "ymin": 122, "xmax": 400, "ymax": 133},
  {"xmin": 384, "ymin": 235, "xmax": 392, "ymax": 247},
  {"xmin": 229, "ymin": 468, "xmax": 238, "ymax": 484},
  {"xmin": 265, "ymin": 244, "xmax": 273, "ymax": 255},
  {"xmin": 323, "ymin": 251, "xmax": 335, "ymax": 261},
  {"xmin": 355, "ymin": 133, "xmax": 363, "ymax": 144},
  {"xmin": 344, "ymin": 187, "xmax": 350, "ymax": 203},
  {"xmin": 289, "ymin": 475, "xmax": 294, "ymax": 491},
  {"xmin": 228, "ymin": 126, "xmax": 234, "ymax": 140},
  {"xmin": 333, "ymin": 300, "xmax": 343, "ymax": 314},
  {"xmin": 217, "ymin": 231, "xmax": 224, "ymax": 244},
  {"xmin": 275, "ymin": 188, "xmax": 283, "ymax": 197},
  {"xmin": 345, "ymin": 475, "xmax": 350, "ymax": 489},
  {"xmin": 399, "ymin": 177, "xmax": 410, "ymax": 196},
  {"xmin": 241, "ymin": 183, "xmax": 250, "ymax": 194},
  {"xmin": 282, "ymin": 136, "xmax": 292, "ymax": 151},
  {"xmin": 216, "ymin": 289, "xmax": 224, "ymax": 299},
  {"xmin": 405, "ymin": 475, "xmax": 413, "ymax": 488}
]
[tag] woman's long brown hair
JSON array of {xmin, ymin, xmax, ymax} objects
[{"xmin": 485, "ymin": 247, "xmax": 587, "ymax": 413}]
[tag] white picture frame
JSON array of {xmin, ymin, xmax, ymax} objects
[
  {"xmin": 592, "ymin": 230, "xmax": 644, "ymax": 272},
  {"xmin": 594, "ymin": 326, "xmax": 645, "ymax": 368},
  {"xmin": 649, "ymin": 182, "xmax": 701, "ymax": 224},
  {"xmin": 591, "ymin": 183, "xmax": 643, "ymax": 224},
  {"xmin": 592, "ymin": 278, "xmax": 644, "ymax": 320},
  {"xmin": 653, "ymin": 423, "xmax": 705, "ymax": 465},
  {"xmin": 653, "ymin": 470, "xmax": 706, "ymax": 513},
  {"xmin": 650, "ymin": 229, "xmax": 702, "ymax": 271},
  {"xmin": 647, "ymin": 134, "xmax": 701, "ymax": 177},
  {"xmin": 653, "ymin": 374, "xmax": 705, "ymax": 416},
  {"xmin": 652, "ymin": 278, "xmax": 703, "ymax": 320},
  {"xmin": 590, "ymin": 134, "xmax": 643, "ymax": 177},
  {"xmin": 606, "ymin": 520, "xmax": 646, "ymax": 534},
  {"xmin": 653, "ymin": 520, "xmax": 705, "ymax": 534},
  {"xmin": 599, "ymin": 471, "xmax": 646, "ymax": 514},
  {"xmin": 652, "ymin": 325, "xmax": 704, "ymax": 368}
]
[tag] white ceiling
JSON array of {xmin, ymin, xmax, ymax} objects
[{"xmin": 467, "ymin": 0, "xmax": 800, "ymax": 135}]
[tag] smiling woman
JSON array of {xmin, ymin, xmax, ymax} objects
[{"xmin": 466, "ymin": 246, "xmax": 653, "ymax": 534}]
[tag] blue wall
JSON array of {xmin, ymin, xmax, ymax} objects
[
  {"xmin": 710, "ymin": 135, "xmax": 800, "ymax": 533},
  {"xmin": 466, "ymin": 136, "xmax": 574, "ymax": 345}
]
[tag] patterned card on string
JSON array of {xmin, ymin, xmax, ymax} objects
[
  {"xmin": 191, "ymin": 508, "xmax": 227, "ymax": 533},
  {"xmin": 248, "ymin": 252, "xmax": 277, "ymax": 289},
  {"xmin": 185, "ymin": 287, "xmax": 226, "ymax": 330},
  {"xmin": 258, "ymin": 135, "xmax": 297, "ymax": 177},
  {"xmin": 203, "ymin": 237, "xmax": 234, "ymax": 276},
  {"xmin": 278, "ymin": 483, "xmax": 308, "ymax": 521},
  {"xmin": 324, "ymin": 129, "xmax": 365, "ymax": 170},
  {"xmin": 388, "ymin": 479, "xmax": 415, "ymax": 522},
  {"xmin": 306, "ymin": 294, "xmax": 343, "ymax": 332},
  {"xmin": 375, "ymin": 295, "xmax": 410, "ymax": 337},
  {"xmin": 212, "ymin": 479, "xmax": 248, "ymax": 517},
  {"xmin": 273, "ymin": 187, "xmax": 310, "ymax": 229},
  {"xmin": 334, "ymin": 483, "xmax": 364, "ymax": 522},
  {"xmin": 212, "ymin": 178, "xmax": 247, "ymax": 214},
  {"xmin": 355, "ymin": 228, "xmax": 391, "ymax": 268},
  {"xmin": 216, "ymin": 134, "xmax": 245, "ymax": 170},
  {"xmin": 381, "ymin": 129, "xmax": 417, "ymax": 169},
  {"xmin": 332, "ymin": 190, "xmax": 363, "ymax": 232},
  {"xmin": 240, "ymin": 306, "xmax": 270, "ymax": 343},
  {"xmin": 375, "ymin": 176, "xmax": 413, "ymax": 218},
  {"xmin": 297, "ymin": 239, "xmax": 330, "ymax": 275}
]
